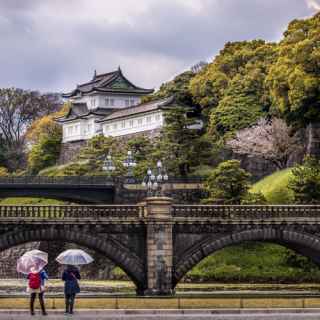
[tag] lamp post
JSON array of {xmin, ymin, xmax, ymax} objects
[
  {"xmin": 123, "ymin": 150, "xmax": 137, "ymax": 184},
  {"xmin": 102, "ymin": 153, "xmax": 116, "ymax": 174},
  {"xmin": 142, "ymin": 160, "xmax": 168, "ymax": 197}
]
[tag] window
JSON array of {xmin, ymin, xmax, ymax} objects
[
  {"xmin": 125, "ymin": 99, "xmax": 130, "ymax": 107},
  {"xmin": 129, "ymin": 120, "xmax": 134, "ymax": 127},
  {"xmin": 138, "ymin": 118, "xmax": 143, "ymax": 125},
  {"xmin": 113, "ymin": 123, "xmax": 118, "ymax": 130},
  {"xmin": 68, "ymin": 127, "xmax": 72, "ymax": 135},
  {"xmin": 155, "ymin": 114, "xmax": 161, "ymax": 121},
  {"xmin": 121, "ymin": 121, "xmax": 125, "ymax": 128},
  {"xmin": 105, "ymin": 125, "xmax": 110, "ymax": 132},
  {"xmin": 130, "ymin": 99, "xmax": 135, "ymax": 106},
  {"xmin": 105, "ymin": 98, "xmax": 109, "ymax": 106},
  {"xmin": 146, "ymin": 116, "xmax": 152, "ymax": 123},
  {"xmin": 91, "ymin": 99, "xmax": 96, "ymax": 107},
  {"xmin": 110, "ymin": 99, "xmax": 115, "ymax": 106}
]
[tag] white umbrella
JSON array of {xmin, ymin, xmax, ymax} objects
[
  {"xmin": 17, "ymin": 250, "xmax": 48, "ymax": 274},
  {"xmin": 56, "ymin": 249, "xmax": 94, "ymax": 266}
]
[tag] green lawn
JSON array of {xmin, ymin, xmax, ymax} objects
[
  {"xmin": 186, "ymin": 242, "xmax": 320, "ymax": 283},
  {"xmin": 0, "ymin": 197, "xmax": 65, "ymax": 205},
  {"xmin": 250, "ymin": 168, "xmax": 294, "ymax": 204}
]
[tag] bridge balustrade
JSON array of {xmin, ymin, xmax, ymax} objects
[
  {"xmin": 172, "ymin": 205, "xmax": 320, "ymax": 219},
  {"xmin": 0, "ymin": 205, "xmax": 141, "ymax": 219}
]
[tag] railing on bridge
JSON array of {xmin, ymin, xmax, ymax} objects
[
  {"xmin": 0, "ymin": 175, "xmax": 205, "ymax": 186},
  {"xmin": 0, "ymin": 205, "xmax": 141, "ymax": 219},
  {"xmin": 0, "ymin": 176, "xmax": 114, "ymax": 186},
  {"xmin": 172, "ymin": 205, "xmax": 320, "ymax": 219}
]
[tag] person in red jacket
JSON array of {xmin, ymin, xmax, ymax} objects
[{"xmin": 27, "ymin": 267, "xmax": 48, "ymax": 316}]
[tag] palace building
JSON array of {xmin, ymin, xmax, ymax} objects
[{"xmin": 57, "ymin": 67, "xmax": 180, "ymax": 143}]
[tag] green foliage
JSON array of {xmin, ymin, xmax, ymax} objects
[
  {"xmin": 143, "ymin": 71, "xmax": 197, "ymax": 108},
  {"xmin": 241, "ymin": 192, "xmax": 267, "ymax": 205},
  {"xmin": 157, "ymin": 106, "xmax": 209, "ymax": 176},
  {"xmin": 289, "ymin": 156, "xmax": 320, "ymax": 204},
  {"xmin": 250, "ymin": 168, "xmax": 294, "ymax": 204},
  {"xmin": 209, "ymin": 76, "xmax": 265, "ymax": 136},
  {"xmin": 266, "ymin": 13, "xmax": 320, "ymax": 126},
  {"xmin": 190, "ymin": 40, "xmax": 276, "ymax": 134},
  {"xmin": 186, "ymin": 242, "xmax": 320, "ymax": 282},
  {"xmin": 0, "ymin": 167, "xmax": 9, "ymax": 176},
  {"xmin": 205, "ymin": 160, "xmax": 251, "ymax": 204},
  {"xmin": 27, "ymin": 131, "xmax": 62, "ymax": 174}
]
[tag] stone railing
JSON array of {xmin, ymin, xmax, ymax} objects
[
  {"xmin": 0, "ymin": 205, "xmax": 142, "ymax": 220},
  {"xmin": 172, "ymin": 205, "xmax": 320, "ymax": 219}
]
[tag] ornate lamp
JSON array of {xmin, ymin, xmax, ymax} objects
[
  {"xmin": 102, "ymin": 153, "xmax": 116, "ymax": 173},
  {"xmin": 123, "ymin": 150, "xmax": 137, "ymax": 183},
  {"xmin": 142, "ymin": 160, "xmax": 168, "ymax": 197}
]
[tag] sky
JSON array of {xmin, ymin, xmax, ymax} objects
[{"xmin": 0, "ymin": 0, "xmax": 319, "ymax": 93}]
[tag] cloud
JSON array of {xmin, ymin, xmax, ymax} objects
[
  {"xmin": 306, "ymin": 0, "xmax": 320, "ymax": 11},
  {"xmin": 0, "ymin": 0, "xmax": 315, "ymax": 92}
]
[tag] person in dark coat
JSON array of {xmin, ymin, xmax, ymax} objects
[{"xmin": 62, "ymin": 265, "xmax": 81, "ymax": 314}]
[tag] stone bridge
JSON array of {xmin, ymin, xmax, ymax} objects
[
  {"xmin": 1, "ymin": 199, "xmax": 320, "ymax": 295},
  {"xmin": 0, "ymin": 176, "xmax": 206, "ymax": 204}
]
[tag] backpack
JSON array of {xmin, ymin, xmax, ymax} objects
[{"xmin": 29, "ymin": 272, "xmax": 41, "ymax": 290}]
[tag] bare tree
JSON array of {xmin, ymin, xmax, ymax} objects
[
  {"xmin": 227, "ymin": 118, "xmax": 300, "ymax": 169},
  {"xmin": 0, "ymin": 88, "xmax": 61, "ymax": 169}
]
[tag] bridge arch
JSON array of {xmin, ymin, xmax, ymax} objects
[
  {"xmin": 0, "ymin": 226, "xmax": 146, "ymax": 291},
  {"xmin": 173, "ymin": 228, "xmax": 320, "ymax": 287}
]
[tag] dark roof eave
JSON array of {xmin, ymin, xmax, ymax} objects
[
  {"xmin": 56, "ymin": 110, "xmax": 108, "ymax": 123},
  {"xmin": 94, "ymin": 88, "xmax": 154, "ymax": 95},
  {"xmin": 96, "ymin": 106, "xmax": 164, "ymax": 123}
]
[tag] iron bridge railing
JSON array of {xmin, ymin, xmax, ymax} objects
[
  {"xmin": 0, "ymin": 176, "xmax": 205, "ymax": 186},
  {"xmin": 0, "ymin": 176, "xmax": 114, "ymax": 186},
  {"xmin": 172, "ymin": 205, "xmax": 320, "ymax": 219},
  {"xmin": 0, "ymin": 205, "xmax": 142, "ymax": 219}
]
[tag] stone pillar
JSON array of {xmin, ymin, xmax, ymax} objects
[{"xmin": 144, "ymin": 197, "xmax": 173, "ymax": 296}]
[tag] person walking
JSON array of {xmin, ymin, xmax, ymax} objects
[
  {"xmin": 62, "ymin": 265, "xmax": 81, "ymax": 315},
  {"xmin": 28, "ymin": 267, "xmax": 48, "ymax": 316}
]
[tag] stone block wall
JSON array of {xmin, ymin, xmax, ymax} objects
[
  {"xmin": 0, "ymin": 242, "xmax": 40, "ymax": 278},
  {"xmin": 58, "ymin": 140, "xmax": 87, "ymax": 164}
]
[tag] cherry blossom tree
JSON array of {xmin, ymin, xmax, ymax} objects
[{"xmin": 227, "ymin": 118, "xmax": 300, "ymax": 169}]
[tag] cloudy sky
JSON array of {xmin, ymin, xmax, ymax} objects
[{"xmin": 0, "ymin": 0, "xmax": 319, "ymax": 93}]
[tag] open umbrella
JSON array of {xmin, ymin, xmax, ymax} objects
[
  {"xmin": 17, "ymin": 250, "xmax": 48, "ymax": 274},
  {"xmin": 56, "ymin": 249, "xmax": 94, "ymax": 266}
]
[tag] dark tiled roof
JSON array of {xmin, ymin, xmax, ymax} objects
[
  {"xmin": 56, "ymin": 103, "xmax": 113, "ymax": 123},
  {"xmin": 97, "ymin": 96, "xmax": 175, "ymax": 122},
  {"xmin": 62, "ymin": 68, "xmax": 154, "ymax": 98}
]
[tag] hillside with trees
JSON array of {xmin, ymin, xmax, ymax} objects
[{"xmin": 0, "ymin": 12, "xmax": 320, "ymax": 285}]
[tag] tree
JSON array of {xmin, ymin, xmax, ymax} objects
[
  {"xmin": 205, "ymin": 160, "xmax": 251, "ymax": 204},
  {"xmin": 0, "ymin": 167, "xmax": 9, "ymax": 176},
  {"xmin": 156, "ymin": 106, "xmax": 201, "ymax": 176},
  {"xmin": 27, "ymin": 130, "xmax": 62, "ymax": 174},
  {"xmin": 288, "ymin": 156, "xmax": 320, "ymax": 204},
  {"xmin": 227, "ymin": 118, "xmax": 299, "ymax": 169},
  {"xmin": 189, "ymin": 40, "xmax": 276, "ymax": 113},
  {"xmin": 266, "ymin": 13, "xmax": 320, "ymax": 126},
  {"xmin": 143, "ymin": 71, "xmax": 199, "ymax": 110},
  {"xmin": 0, "ymin": 88, "xmax": 61, "ymax": 170},
  {"xmin": 209, "ymin": 74, "xmax": 266, "ymax": 138},
  {"xmin": 26, "ymin": 103, "xmax": 68, "ymax": 146}
]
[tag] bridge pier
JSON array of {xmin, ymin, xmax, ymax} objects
[{"xmin": 144, "ymin": 197, "xmax": 174, "ymax": 296}]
